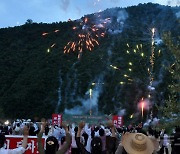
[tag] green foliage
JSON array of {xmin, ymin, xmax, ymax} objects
[
  {"xmin": 160, "ymin": 32, "xmax": 180, "ymax": 121},
  {"xmin": 0, "ymin": 4, "xmax": 179, "ymax": 120}
]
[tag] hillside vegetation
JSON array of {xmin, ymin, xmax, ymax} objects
[{"xmin": 0, "ymin": 3, "xmax": 179, "ymax": 122}]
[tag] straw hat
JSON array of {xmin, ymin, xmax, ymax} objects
[{"xmin": 122, "ymin": 133, "xmax": 154, "ymax": 154}]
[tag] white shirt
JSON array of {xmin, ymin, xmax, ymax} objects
[
  {"xmin": 84, "ymin": 125, "xmax": 92, "ymax": 153},
  {"xmin": 0, "ymin": 147, "xmax": 25, "ymax": 154},
  {"xmin": 52, "ymin": 127, "xmax": 61, "ymax": 140},
  {"xmin": 163, "ymin": 134, "xmax": 169, "ymax": 147}
]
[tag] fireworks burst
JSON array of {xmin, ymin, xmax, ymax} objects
[
  {"xmin": 120, "ymin": 36, "xmax": 160, "ymax": 87},
  {"xmin": 116, "ymin": 42, "xmax": 148, "ymax": 85},
  {"xmin": 64, "ymin": 17, "xmax": 106, "ymax": 58}
]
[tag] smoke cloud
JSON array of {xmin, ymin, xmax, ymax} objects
[
  {"xmin": 118, "ymin": 109, "xmax": 126, "ymax": 116},
  {"xmin": 108, "ymin": 9, "xmax": 128, "ymax": 34},
  {"xmin": 153, "ymin": 59, "xmax": 169, "ymax": 87},
  {"xmin": 176, "ymin": 11, "xmax": 180, "ymax": 18},
  {"xmin": 59, "ymin": 0, "xmax": 70, "ymax": 12},
  {"xmin": 167, "ymin": 0, "xmax": 180, "ymax": 6},
  {"xmin": 65, "ymin": 79, "xmax": 103, "ymax": 115},
  {"xmin": 143, "ymin": 117, "xmax": 160, "ymax": 127},
  {"xmin": 110, "ymin": 0, "xmax": 121, "ymax": 3},
  {"xmin": 76, "ymin": 6, "xmax": 82, "ymax": 16}
]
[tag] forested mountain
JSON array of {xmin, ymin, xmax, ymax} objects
[{"xmin": 0, "ymin": 3, "xmax": 179, "ymax": 122}]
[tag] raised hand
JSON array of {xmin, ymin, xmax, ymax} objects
[
  {"xmin": 78, "ymin": 121, "xmax": 85, "ymax": 129},
  {"xmin": 23, "ymin": 125, "xmax": 29, "ymax": 136},
  {"xmin": 106, "ymin": 120, "xmax": 114, "ymax": 128}
]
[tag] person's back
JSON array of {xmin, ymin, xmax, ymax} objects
[
  {"xmin": 45, "ymin": 136, "xmax": 59, "ymax": 154},
  {"xmin": 29, "ymin": 124, "xmax": 36, "ymax": 136},
  {"xmin": 91, "ymin": 137, "xmax": 102, "ymax": 154},
  {"xmin": 53, "ymin": 126, "xmax": 61, "ymax": 140},
  {"xmin": 38, "ymin": 120, "xmax": 72, "ymax": 154},
  {"xmin": 99, "ymin": 128, "xmax": 106, "ymax": 153}
]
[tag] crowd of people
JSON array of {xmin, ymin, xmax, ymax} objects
[{"xmin": 0, "ymin": 119, "xmax": 180, "ymax": 154}]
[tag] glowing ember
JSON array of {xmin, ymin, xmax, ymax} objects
[
  {"xmin": 42, "ymin": 32, "xmax": 48, "ymax": 36},
  {"xmin": 51, "ymin": 43, "xmax": 56, "ymax": 48},
  {"xmin": 141, "ymin": 101, "xmax": 144, "ymax": 118},
  {"xmin": 64, "ymin": 17, "xmax": 106, "ymax": 58}
]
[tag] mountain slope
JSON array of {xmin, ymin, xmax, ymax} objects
[{"xmin": 0, "ymin": 3, "xmax": 179, "ymax": 120}]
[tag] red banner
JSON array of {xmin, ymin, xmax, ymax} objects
[
  {"xmin": 5, "ymin": 135, "xmax": 45, "ymax": 154},
  {"xmin": 52, "ymin": 114, "xmax": 62, "ymax": 126},
  {"xmin": 112, "ymin": 115, "xmax": 123, "ymax": 127}
]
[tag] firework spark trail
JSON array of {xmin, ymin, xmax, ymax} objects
[
  {"xmin": 141, "ymin": 98, "xmax": 144, "ymax": 118},
  {"xmin": 42, "ymin": 29, "xmax": 60, "ymax": 37},
  {"xmin": 149, "ymin": 28, "xmax": 156, "ymax": 86},
  {"xmin": 64, "ymin": 17, "xmax": 106, "ymax": 58},
  {"xmin": 42, "ymin": 29, "xmax": 60, "ymax": 50}
]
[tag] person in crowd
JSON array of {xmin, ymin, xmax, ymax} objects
[
  {"xmin": 33, "ymin": 121, "xmax": 40, "ymax": 135},
  {"xmin": 99, "ymin": 128, "xmax": 106, "ymax": 154},
  {"xmin": 1, "ymin": 125, "xmax": 9, "ymax": 135},
  {"xmin": 29, "ymin": 122, "xmax": 36, "ymax": 136},
  {"xmin": 159, "ymin": 129, "xmax": 169, "ymax": 154},
  {"xmin": 76, "ymin": 120, "xmax": 116, "ymax": 154},
  {"xmin": 0, "ymin": 125, "xmax": 3, "ymax": 134},
  {"xmin": 13, "ymin": 123, "xmax": 21, "ymax": 135},
  {"xmin": 59, "ymin": 135, "xmax": 71, "ymax": 154},
  {"xmin": 106, "ymin": 121, "xmax": 117, "ymax": 154},
  {"xmin": 115, "ymin": 132, "xmax": 155, "ymax": 154},
  {"xmin": 52, "ymin": 125, "xmax": 62, "ymax": 141},
  {"xmin": 84, "ymin": 123, "xmax": 94, "ymax": 153},
  {"xmin": 71, "ymin": 124, "xmax": 80, "ymax": 154},
  {"xmin": 0, "ymin": 126, "xmax": 29, "ymax": 154},
  {"xmin": 37, "ymin": 119, "xmax": 72, "ymax": 154},
  {"xmin": 171, "ymin": 126, "xmax": 180, "ymax": 154},
  {"xmin": 75, "ymin": 121, "xmax": 101, "ymax": 154},
  {"xmin": 147, "ymin": 129, "xmax": 160, "ymax": 154},
  {"xmin": 45, "ymin": 123, "xmax": 50, "ymax": 136}
]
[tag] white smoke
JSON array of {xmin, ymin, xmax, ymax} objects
[
  {"xmin": 76, "ymin": 6, "xmax": 81, "ymax": 16},
  {"xmin": 117, "ymin": 10, "xmax": 128, "ymax": 22},
  {"xmin": 107, "ymin": 48, "xmax": 112, "ymax": 56},
  {"xmin": 108, "ymin": 9, "xmax": 128, "ymax": 35},
  {"xmin": 154, "ymin": 38, "xmax": 163, "ymax": 45},
  {"xmin": 167, "ymin": 0, "xmax": 180, "ymax": 6},
  {"xmin": 176, "ymin": 11, "xmax": 180, "ymax": 18},
  {"xmin": 118, "ymin": 109, "xmax": 126, "ymax": 116},
  {"xmin": 59, "ymin": 0, "xmax": 70, "ymax": 12},
  {"xmin": 108, "ymin": 29, "xmax": 122, "ymax": 34},
  {"xmin": 65, "ymin": 79, "xmax": 103, "ymax": 115},
  {"xmin": 153, "ymin": 60, "xmax": 169, "ymax": 87},
  {"xmin": 110, "ymin": 0, "xmax": 121, "ymax": 3},
  {"xmin": 143, "ymin": 117, "xmax": 160, "ymax": 127},
  {"xmin": 55, "ymin": 71, "xmax": 63, "ymax": 113},
  {"xmin": 148, "ymin": 86, "xmax": 155, "ymax": 91}
]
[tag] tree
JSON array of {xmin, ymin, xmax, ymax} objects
[
  {"xmin": 25, "ymin": 19, "xmax": 33, "ymax": 24},
  {"xmin": 161, "ymin": 32, "xmax": 180, "ymax": 123}
]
